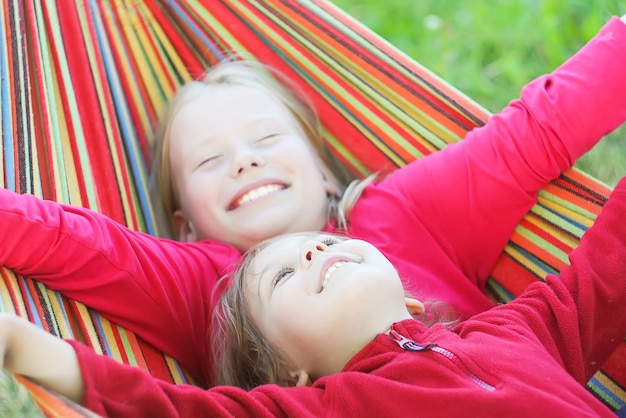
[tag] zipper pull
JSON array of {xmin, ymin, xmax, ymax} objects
[{"xmin": 389, "ymin": 329, "xmax": 436, "ymax": 352}]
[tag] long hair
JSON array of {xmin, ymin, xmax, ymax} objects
[
  {"xmin": 212, "ymin": 240, "xmax": 295, "ymax": 389},
  {"xmin": 211, "ymin": 232, "xmax": 458, "ymax": 390}
]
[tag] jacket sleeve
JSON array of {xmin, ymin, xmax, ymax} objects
[
  {"xmin": 379, "ymin": 17, "xmax": 626, "ymax": 288},
  {"xmin": 466, "ymin": 176, "xmax": 626, "ymax": 384},
  {"xmin": 0, "ymin": 188, "xmax": 240, "ymax": 381},
  {"xmin": 69, "ymin": 341, "xmax": 325, "ymax": 418}
]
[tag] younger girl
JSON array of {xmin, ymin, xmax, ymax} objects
[
  {"xmin": 1, "ymin": 15, "xmax": 626, "ymax": 387},
  {"xmin": 2, "ymin": 176, "xmax": 626, "ymax": 417}
]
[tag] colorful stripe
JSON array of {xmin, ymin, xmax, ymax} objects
[{"xmin": 1, "ymin": 0, "xmax": 622, "ymax": 414}]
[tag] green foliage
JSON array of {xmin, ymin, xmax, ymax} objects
[
  {"xmin": 334, "ymin": 0, "xmax": 626, "ymax": 186},
  {"xmin": 0, "ymin": 371, "xmax": 44, "ymax": 418}
]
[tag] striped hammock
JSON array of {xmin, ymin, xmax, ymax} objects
[{"xmin": 1, "ymin": 1, "xmax": 623, "ymax": 416}]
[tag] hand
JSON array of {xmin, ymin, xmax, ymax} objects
[{"xmin": 0, "ymin": 313, "xmax": 85, "ymax": 403}]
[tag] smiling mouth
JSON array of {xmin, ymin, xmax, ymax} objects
[
  {"xmin": 320, "ymin": 261, "xmax": 348, "ymax": 292},
  {"xmin": 229, "ymin": 184, "xmax": 286, "ymax": 210}
]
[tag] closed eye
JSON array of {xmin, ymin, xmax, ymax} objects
[
  {"xmin": 256, "ymin": 133, "xmax": 280, "ymax": 143},
  {"xmin": 272, "ymin": 267, "xmax": 294, "ymax": 288},
  {"xmin": 322, "ymin": 237, "xmax": 341, "ymax": 246},
  {"xmin": 196, "ymin": 155, "xmax": 222, "ymax": 169}
]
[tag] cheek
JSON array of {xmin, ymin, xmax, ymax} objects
[
  {"xmin": 265, "ymin": 294, "xmax": 311, "ymax": 340},
  {"xmin": 177, "ymin": 178, "xmax": 224, "ymax": 229},
  {"xmin": 275, "ymin": 139, "xmax": 320, "ymax": 169},
  {"xmin": 182, "ymin": 172, "xmax": 223, "ymax": 204}
]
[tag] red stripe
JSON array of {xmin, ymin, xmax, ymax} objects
[
  {"xmin": 5, "ymin": 0, "xmax": 21, "ymax": 190},
  {"xmin": 294, "ymin": 2, "xmax": 478, "ymax": 138},
  {"xmin": 520, "ymin": 215, "xmax": 576, "ymax": 255},
  {"xmin": 147, "ymin": 1, "xmax": 211, "ymax": 79},
  {"xmin": 310, "ymin": 0, "xmax": 489, "ymax": 128},
  {"xmin": 600, "ymin": 343, "xmax": 626, "ymax": 387},
  {"xmin": 24, "ymin": 3, "xmax": 56, "ymax": 197},
  {"xmin": 215, "ymin": 2, "xmax": 413, "ymax": 172},
  {"xmin": 99, "ymin": 2, "xmax": 158, "ymax": 160},
  {"xmin": 82, "ymin": 0, "xmax": 142, "ymax": 231},
  {"xmin": 509, "ymin": 230, "xmax": 568, "ymax": 273},
  {"xmin": 490, "ymin": 254, "xmax": 540, "ymax": 297},
  {"xmin": 0, "ymin": 270, "xmax": 21, "ymax": 315},
  {"xmin": 545, "ymin": 180, "xmax": 606, "ymax": 215},
  {"xmin": 38, "ymin": 4, "xmax": 85, "ymax": 199}
]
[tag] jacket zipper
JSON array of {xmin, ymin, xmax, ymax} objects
[{"xmin": 389, "ymin": 329, "xmax": 495, "ymax": 392}]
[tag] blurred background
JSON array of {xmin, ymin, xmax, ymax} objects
[{"xmin": 334, "ymin": 0, "xmax": 626, "ymax": 186}]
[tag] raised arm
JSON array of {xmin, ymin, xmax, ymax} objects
[
  {"xmin": 382, "ymin": 16, "xmax": 626, "ymax": 287},
  {"xmin": 0, "ymin": 188, "xmax": 240, "ymax": 381},
  {"xmin": 471, "ymin": 176, "xmax": 626, "ymax": 383},
  {"xmin": 545, "ymin": 176, "xmax": 626, "ymax": 381}
]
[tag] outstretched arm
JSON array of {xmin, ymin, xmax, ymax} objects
[
  {"xmin": 0, "ymin": 313, "xmax": 84, "ymax": 403},
  {"xmin": 0, "ymin": 188, "xmax": 240, "ymax": 381},
  {"xmin": 0, "ymin": 318, "xmax": 326, "ymax": 417}
]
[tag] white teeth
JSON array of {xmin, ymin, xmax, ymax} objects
[
  {"xmin": 321, "ymin": 261, "xmax": 346, "ymax": 291},
  {"xmin": 237, "ymin": 184, "xmax": 282, "ymax": 206}
]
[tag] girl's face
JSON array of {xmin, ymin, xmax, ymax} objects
[
  {"xmin": 168, "ymin": 84, "xmax": 335, "ymax": 251},
  {"xmin": 244, "ymin": 233, "xmax": 412, "ymax": 379}
]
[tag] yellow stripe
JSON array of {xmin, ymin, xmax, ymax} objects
[
  {"xmin": 44, "ymin": 0, "xmax": 98, "ymax": 208},
  {"xmin": 31, "ymin": 1, "xmax": 64, "ymax": 201},
  {"xmin": 525, "ymin": 214, "xmax": 580, "ymax": 249},
  {"xmin": 591, "ymin": 371, "xmax": 626, "ymax": 410},
  {"xmin": 271, "ymin": 3, "xmax": 455, "ymax": 150},
  {"xmin": 244, "ymin": 3, "xmax": 408, "ymax": 165},
  {"xmin": 503, "ymin": 245, "xmax": 549, "ymax": 279},
  {"xmin": 187, "ymin": 0, "xmax": 249, "ymax": 53},
  {"xmin": 513, "ymin": 225, "xmax": 569, "ymax": 266},
  {"xmin": 74, "ymin": 303, "xmax": 104, "ymax": 355},
  {"xmin": 0, "ymin": 271, "xmax": 25, "ymax": 314},
  {"xmin": 530, "ymin": 204, "xmax": 587, "ymax": 239}
]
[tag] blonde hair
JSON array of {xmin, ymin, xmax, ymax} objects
[
  {"xmin": 212, "ymin": 240, "xmax": 292, "ymax": 389},
  {"xmin": 212, "ymin": 232, "xmax": 457, "ymax": 390},
  {"xmin": 150, "ymin": 59, "xmax": 360, "ymax": 238}
]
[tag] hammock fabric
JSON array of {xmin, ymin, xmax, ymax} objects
[{"xmin": 1, "ymin": 0, "xmax": 623, "ymax": 415}]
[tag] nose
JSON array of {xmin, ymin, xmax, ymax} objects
[
  {"xmin": 229, "ymin": 148, "xmax": 266, "ymax": 177},
  {"xmin": 299, "ymin": 240, "xmax": 329, "ymax": 269}
]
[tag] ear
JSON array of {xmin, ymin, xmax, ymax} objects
[
  {"xmin": 318, "ymin": 160, "xmax": 342, "ymax": 198},
  {"xmin": 288, "ymin": 370, "xmax": 312, "ymax": 387},
  {"xmin": 405, "ymin": 297, "xmax": 425, "ymax": 316},
  {"xmin": 173, "ymin": 209, "xmax": 198, "ymax": 242}
]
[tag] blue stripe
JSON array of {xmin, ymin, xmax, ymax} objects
[
  {"xmin": 90, "ymin": 0, "xmax": 157, "ymax": 235},
  {"xmin": 0, "ymin": 4, "xmax": 16, "ymax": 191},
  {"xmin": 169, "ymin": 0, "xmax": 225, "ymax": 61}
]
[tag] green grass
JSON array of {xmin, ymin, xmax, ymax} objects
[
  {"xmin": 0, "ymin": 372, "xmax": 44, "ymax": 418},
  {"xmin": 333, "ymin": 0, "xmax": 626, "ymax": 186}
]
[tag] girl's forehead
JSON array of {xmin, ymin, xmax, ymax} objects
[{"xmin": 172, "ymin": 84, "xmax": 297, "ymax": 137}]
